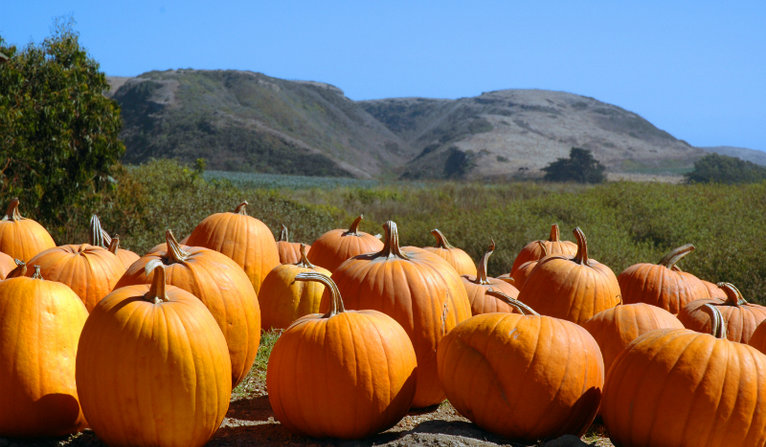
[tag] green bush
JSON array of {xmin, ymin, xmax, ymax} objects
[{"xmin": 685, "ymin": 153, "xmax": 766, "ymax": 184}]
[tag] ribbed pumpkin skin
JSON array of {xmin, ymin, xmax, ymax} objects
[
  {"xmin": 27, "ymin": 244, "xmax": 125, "ymax": 312},
  {"xmin": 602, "ymin": 328, "xmax": 766, "ymax": 447},
  {"xmin": 115, "ymin": 236, "xmax": 261, "ymax": 387},
  {"xmin": 307, "ymin": 216, "xmax": 383, "ymax": 273},
  {"xmin": 510, "ymin": 224, "xmax": 576, "ymax": 275},
  {"xmin": 267, "ymin": 308, "xmax": 416, "ymax": 439},
  {"xmin": 678, "ymin": 296, "xmax": 766, "ymax": 344},
  {"xmin": 259, "ymin": 258, "xmax": 330, "ymax": 331},
  {"xmin": 582, "ymin": 303, "xmax": 683, "ymax": 372},
  {"xmin": 185, "ymin": 202, "xmax": 279, "ymax": 294},
  {"xmin": 0, "ymin": 199, "xmax": 56, "ymax": 262},
  {"xmin": 422, "ymin": 229, "xmax": 477, "ymax": 277},
  {"xmin": 76, "ymin": 283, "xmax": 231, "ymax": 447},
  {"xmin": 277, "ymin": 241, "xmax": 306, "ymax": 265},
  {"xmin": 0, "ymin": 275, "xmax": 89, "ymax": 437},
  {"xmin": 463, "ymin": 276, "xmax": 520, "ymax": 314},
  {"xmin": 437, "ymin": 313, "xmax": 604, "ymax": 442},
  {"xmin": 331, "ymin": 222, "xmax": 471, "ymax": 408}
]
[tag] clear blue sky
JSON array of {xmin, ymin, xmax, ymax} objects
[{"xmin": 3, "ymin": 1, "xmax": 765, "ymax": 152}]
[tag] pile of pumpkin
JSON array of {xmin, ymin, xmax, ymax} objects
[{"xmin": 2, "ymin": 197, "xmax": 766, "ymax": 447}]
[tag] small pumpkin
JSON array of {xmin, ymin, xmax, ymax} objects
[
  {"xmin": 510, "ymin": 224, "xmax": 577, "ymax": 275},
  {"xmin": 307, "ymin": 214, "xmax": 383, "ymax": 272},
  {"xmin": 88, "ymin": 215, "xmax": 139, "ymax": 269},
  {"xmin": 267, "ymin": 272, "xmax": 416, "ymax": 439},
  {"xmin": 276, "ymin": 224, "xmax": 308, "ymax": 265},
  {"xmin": 259, "ymin": 244, "xmax": 331, "ymax": 330},
  {"xmin": 0, "ymin": 198, "xmax": 56, "ymax": 262},
  {"xmin": 76, "ymin": 262, "xmax": 231, "ymax": 447},
  {"xmin": 0, "ymin": 251, "xmax": 17, "ymax": 279},
  {"xmin": 511, "ymin": 241, "xmax": 547, "ymax": 290},
  {"xmin": 422, "ymin": 229, "xmax": 477, "ymax": 277},
  {"xmin": 460, "ymin": 240, "xmax": 520, "ymax": 314}
]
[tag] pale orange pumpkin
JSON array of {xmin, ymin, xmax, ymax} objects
[
  {"xmin": 307, "ymin": 214, "xmax": 383, "ymax": 272},
  {"xmin": 276, "ymin": 224, "xmax": 308, "ymax": 265},
  {"xmin": 0, "ymin": 198, "xmax": 56, "ymax": 262},
  {"xmin": 460, "ymin": 240, "xmax": 520, "ymax": 314},
  {"xmin": 511, "ymin": 241, "xmax": 547, "ymax": 290},
  {"xmin": 510, "ymin": 224, "xmax": 577, "ymax": 275},
  {"xmin": 422, "ymin": 229, "xmax": 477, "ymax": 277}
]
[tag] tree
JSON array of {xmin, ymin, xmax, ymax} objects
[
  {"xmin": 0, "ymin": 19, "xmax": 125, "ymax": 224},
  {"xmin": 542, "ymin": 147, "xmax": 606, "ymax": 183},
  {"xmin": 684, "ymin": 153, "xmax": 766, "ymax": 184}
]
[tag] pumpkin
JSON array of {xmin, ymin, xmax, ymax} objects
[
  {"xmin": 677, "ymin": 282, "xmax": 766, "ymax": 344},
  {"xmin": 329, "ymin": 220, "xmax": 472, "ymax": 408},
  {"xmin": 185, "ymin": 200, "xmax": 279, "ymax": 294},
  {"xmin": 259, "ymin": 244, "xmax": 330, "ymax": 330},
  {"xmin": 0, "ymin": 263, "xmax": 89, "ymax": 437},
  {"xmin": 582, "ymin": 303, "xmax": 683, "ymax": 372},
  {"xmin": 517, "ymin": 227, "xmax": 621, "ymax": 324},
  {"xmin": 618, "ymin": 244, "xmax": 709, "ymax": 314},
  {"xmin": 88, "ymin": 214, "xmax": 139, "ymax": 269},
  {"xmin": 422, "ymin": 228, "xmax": 477, "ymax": 276},
  {"xmin": 27, "ymin": 243, "xmax": 125, "ymax": 312},
  {"xmin": 276, "ymin": 224, "xmax": 308, "ymax": 265},
  {"xmin": 437, "ymin": 303, "xmax": 604, "ymax": 442},
  {"xmin": 0, "ymin": 250, "xmax": 16, "ymax": 279},
  {"xmin": 460, "ymin": 240, "xmax": 520, "ymax": 314},
  {"xmin": 267, "ymin": 272, "xmax": 416, "ymax": 439},
  {"xmin": 511, "ymin": 241, "xmax": 547, "ymax": 290},
  {"xmin": 0, "ymin": 197, "xmax": 56, "ymax": 262},
  {"xmin": 76, "ymin": 262, "xmax": 231, "ymax": 447},
  {"xmin": 748, "ymin": 320, "xmax": 766, "ymax": 354},
  {"xmin": 115, "ymin": 229, "xmax": 260, "ymax": 387},
  {"xmin": 510, "ymin": 223, "xmax": 577, "ymax": 275},
  {"xmin": 701, "ymin": 279, "xmax": 727, "ymax": 299},
  {"xmin": 307, "ymin": 214, "xmax": 383, "ymax": 272},
  {"xmin": 602, "ymin": 304, "xmax": 766, "ymax": 446}
]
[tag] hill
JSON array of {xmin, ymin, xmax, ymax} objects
[{"xmin": 109, "ymin": 69, "xmax": 713, "ymax": 179}]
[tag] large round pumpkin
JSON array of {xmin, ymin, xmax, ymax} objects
[
  {"xmin": 307, "ymin": 214, "xmax": 383, "ymax": 272},
  {"xmin": 510, "ymin": 223, "xmax": 577, "ymax": 275},
  {"xmin": 422, "ymin": 228, "xmax": 477, "ymax": 277},
  {"xmin": 437, "ymin": 308, "xmax": 604, "ymax": 442},
  {"xmin": 329, "ymin": 220, "xmax": 472, "ymax": 408},
  {"xmin": 517, "ymin": 227, "xmax": 621, "ymax": 324},
  {"xmin": 185, "ymin": 201, "xmax": 279, "ymax": 294},
  {"xmin": 0, "ymin": 198, "xmax": 56, "ymax": 262},
  {"xmin": 602, "ymin": 304, "xmax": 766, "ymax": 446},
  {"xmin": 259, "ymin": 244, "xmax": 331, "ymax": 330},
  {"xmin": 461, "ymin": 240, "xmax": 520, "ymax": 314},
  {"xmin": 115, "ymin": 229, "xmax": 261, "ymax": 387},
  {"xmin": 0, "ymin": 264, "xmax": 89, "ymax": 437},
  {"xmin": 27, "ymin": 243, "xmax": 125, "ymax": 312},
  {"xmin": 267, "ymin": 272, "xmax": 416, "ymax": 439},
  {"xmin": 76, "ymin": 263, "xmax": 231, "ymax": 447},
  {"xmin": 618, "ymin": 244, "xmax": 709, "ymax": 314},
  {"xmin": 276, "ymin": 224, "xmax": 308, "ymax": 265}
]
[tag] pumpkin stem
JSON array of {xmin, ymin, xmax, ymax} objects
[
  {"xmin": 473, "ymin": 239, "xmax": 495, "ymax": 285},
  {"xmin": 144, "ymin": 260, "xmax": 170, "ymax": 304},
  {"xmin": 107, "ymin": 235, "xmax": 121, "ymax": 254},
  {"xmin": 702, "ymin": 303, "xmax": 727, "ymax": 339},
  {"xmin": 430, "ymin": 229, "xmax": 455, "ymax": 249},
  {"xmin": 89, "ymin": 214, "xmax": 113, "ymax": 248},
  {"xmin": 295, "ymin": 243, "xmax": 315, "ymax": 269},
  {"xmin": 717, "ymin": 282, "xmax": 747, "ymax": 306},
  {"xmin": 658, "ymin": 244, "xmax": 695, "ymax": 269},
  {"xmin": 378, "ymin": 220, "xmax": 409, "ymax": 260},
  {"xmin": 548, "ymin": 224, "xmax": 561, "ymax": 242},
  {"xmin": 295, "ymin": 272, "xmax": 345, "ymax": 317},
  {"xmin": 6, "ymin": 259, "xmax": 27, "ymax": 278},
  {"xmin": 2, "ymin": 198, "xmax": 22, "ymax": 221},
  {"xmin": 233, "ymin": 201, "xmax": 248, "ymax": 216},
  {"xmin": 343, "ymin": 215, "xmax": 364, "ymax": 236},
  {"xmin": 280, "ymin": 224, "xmax": 289, "ymax": 242},
  {"xmin": 572, "ymin": 227, "xmax": 589, "ymax": 265},
  {"xmin": 537, "ymin": 240, "xmax": 549, "ymax": 257},
  {"xmin": 486, "ymin": 289, "xmax": 540, "ymax": 316},
  {"xmin": 163, "ymin": 229, "xmax": 190, "ymax": 264},
  {"xmin": 31, "ymin": 265, "xmax": 43, "ymax": 280}
]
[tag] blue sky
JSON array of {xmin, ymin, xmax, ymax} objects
[{"xmin": 3, "ymin": 1, "xmax": 765, "ymax": 152}]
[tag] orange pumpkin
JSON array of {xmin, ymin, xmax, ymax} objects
[
  {"xmin": 517, "ymin": 227, "xmax": 621, "ymax": 324},
  {"xmin": 185, "ymin": 201, "xmax": 279, "ymax": 294},
  {"xmin": 0, "ymin": 198, "xmax": 55, "ymax": 262},
  {"xmin": 618, "ymin": 244, "xmax": 709, "ymax": 314},
  {"xmin": 76, "ymin": 263, "xmax": 231, "ymax": 447},
  {"xmin": 259, "ymin": 244, "xmax": 331, "ymax": 330},
  {"xmin": 511, "ymin": 241, "xmax": 547, "ymax": 290},
  {"xmin": 510, "ymin": 223, "xmax": 577, "ymax": 275},
  {"xmin": 267, "ymin": 272, "xmax": 416, "ymax": 439},
  {"xmin": 461, "ymin": 240, "xmax": 520, "ymax": 314},
  {"xmin": 27, "ymin": 243, "xmax": 124, "ymax": 312},
  {"xmin": 0, "ymin": 251, "xmax": 17, "ymax": 279},
  {"xmin": 329, "ymin": 220, "xmax": 472, "ymax": 408},
  {"xmin": 115, "ymin": 229, "xmax": 261, "ymax": 387},
  {"xmin": 701, "ymin": 279, "xmax": 727, "ymax": 299},
  {"xmin": 88, "ymin": 214, "xmax": 139, "ymax": 269},
  {"xmin": 602, "ymin": 304, "xmax": 766, "ymax": 446},
  {"xmin": 0, "ymin": 264, "xmax": 89, "ymax": 437},
  {"xmin": 307, "ymin": 214, "xmax": 383, "ymax": 272},
  {"xmin": 677, "ymin": 282, "xmax": 766, "ymax": 344},
  {"xmin": 422, "ymin": 228, "xmax": 477, "ymax": 276},
  {"xmin": 582, "ymin": 303, "xmax": 683, "ymax": 372},
  {"xmin": 276, "ymin": 224, "xmax": 308, "ymax": 265},
  {"xmin": 437, "ymin": 307, "xmax": 604, "ymax": 442}
]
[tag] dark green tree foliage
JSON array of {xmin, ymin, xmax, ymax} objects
[
  {"xmin": 684, "ymin": 153, "xmax": 766, "ymax": 184},
  {"xmin": 542, "ymin": 147, "xmax": 606, "ymax": 183},
  {"xmin": 0, "ymin": 20, "xmax": 125, "ymax": 222}
]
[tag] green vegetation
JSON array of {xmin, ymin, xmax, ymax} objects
[
  {"xmin": 542, "ymin": 147, "xmax": 606, "ymax": 183},
  {"xmin": 0, "ymin": 20, "xmax": 125, "ymax": 223},
  {"xmin": 685, "ymin": 153, "xmax": 766, "ymax": 184}
]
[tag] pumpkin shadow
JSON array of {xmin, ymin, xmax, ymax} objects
[{"xmin": 225, "ymin": 395, "xmax": 275, "ymax": 422}]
